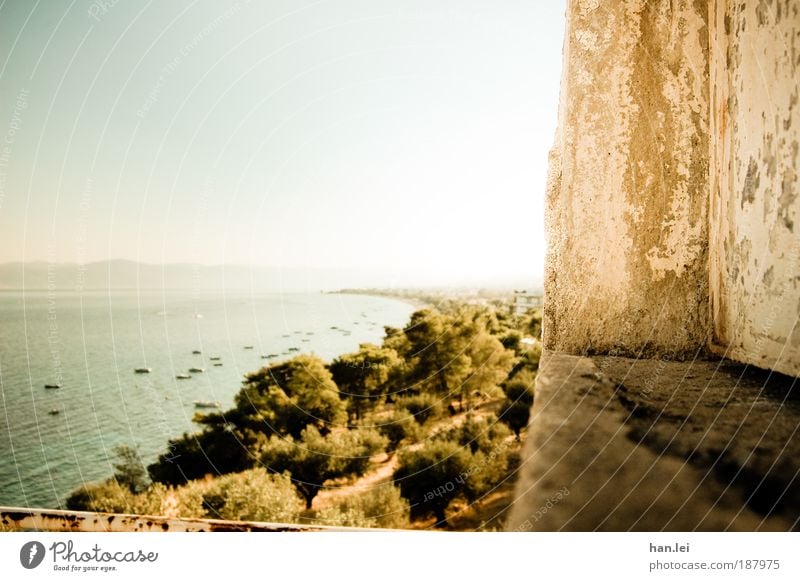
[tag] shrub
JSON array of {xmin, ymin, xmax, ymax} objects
[
  {"xmin": 129, "ymin": 482, "xmax": 205, "ymax": 518},
  {"xmin": 374, "ymin": 409, "xmax": 422, "ymax": 454},
  {"xmin": 315, "ymin": 484, "xmax": 410, "ymax": 528},
  {"xmin": 65, "ymin": 480, "xmax": 137, "ymax": 513},
  {"xmin": 395, "ymin": 393, "xmax": 442, "ymax": 425},
  {"xmin": 261, "ymin": 426, "xmax": 387, "ymax": 509},
  {"xmin": 200, "ymin": 468, "xmax": 303, "ymax": 523},
  {"xmin": 438, "ymin": 415, "xmax": 512, "ymax": 500}
]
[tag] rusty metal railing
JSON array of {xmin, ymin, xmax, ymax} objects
[{"xmin": 0, "ymin": 506, "xmax": 370, "ymax": 532}]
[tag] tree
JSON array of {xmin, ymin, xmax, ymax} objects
[
  {"xmin": 147, "ymin": 425, "xmax": 259, "ymax": 485},
  {"xmin": 260, "ymin": 426, "xmax": 387, "ymax": 509},
  {"xmin": 235, "ymin": 355, "xmax": 347, "ymax": 437},
  {"xmin": 401, "ymin": 309, "xmax": 473, "ymax": 398},
  {"xmin": 499, "ymin": 378, "xmax": 535, "ymax": 439},
  {"xmin": 456, "ymin": 323, "xmax": 514, "ymax": 411},
  {"xmin": 500, "ymin": 330, "xmax": 522, "ymax": 352},
  {"xmin": 439, "ymin": 415, "xmax": 512, "ymax": 501},
  {"xmin": 330, "ymin": 344, "xmax": 400, "ymax": 421},
  {"xmin": 112, "ymin": 444, "xmax": 149, "ymax": 493},
  {"xmin": 397, "ymin": 308, "xmax": 514, "ymax": 411},
  {"xmin": 394, "ymin": 440, "xmax": 472, "ymax": 525},
  {"xmin": 374, "ymin": 408, "xmax": 421, "ymax": 455},
  {"xmin": 148, "ymin": 355, "xmax": 347, "ymax": 485}
]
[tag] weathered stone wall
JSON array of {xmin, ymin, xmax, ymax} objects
[
  {"xmin": 544, "ymin": 0, "xmax": 710, "ymax": 358},
  {"xmin": 709, "ymin": 0, "xmax": 800, "ymax": 376},
  {"xmin": 546, "ymin": 0, "xmax": 800, "ymax": 374}
]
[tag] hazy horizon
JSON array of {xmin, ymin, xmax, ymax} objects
[
  {"xmin": 0, "ymin": 258, "xmax": 544, "ymax": 291},
  {"xmin": 0, "ymin": 0, "xmax": 565, "ymax": 286}
]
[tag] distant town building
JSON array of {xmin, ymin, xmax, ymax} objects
[{"xmin": 513, "ymin": 291, "xmax": 542, "ymax": 315}]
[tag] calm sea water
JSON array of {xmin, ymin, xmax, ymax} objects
[{"xmin": 0, "ymin": 290, "xmax": 413, "ymax": 509}]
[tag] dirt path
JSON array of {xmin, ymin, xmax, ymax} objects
[
  {"xmin": 312, "ymin": 453, "xmax": 400, "ymax": 510},
  {"xmin": 308, "ymin": 397, "xmax": 508, "ymax": 514}
]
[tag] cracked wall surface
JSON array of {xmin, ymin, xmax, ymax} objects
[
  {"xmin": 544, "ymin": 0, "xmax": 710, "ymax": 358},
  {"xmin": 710, "ymin": 0, "xmax": 800, "ymax": 376},
  {"xmin": 546, "ymin": 0, "xmax": 800, "ymax": 375}
]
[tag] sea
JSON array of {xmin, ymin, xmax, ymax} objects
[{"xmin": 0, "ymin": 290, "xmax": 414, "ymax": 509}]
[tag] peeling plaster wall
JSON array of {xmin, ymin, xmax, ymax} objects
[
  {"xmin": 544, "ymin": 0, "xmax": 710, "ymax": 357},
  {"xmin": 709, "ymin": 0, "xmax": 800, "ymax": 376}
]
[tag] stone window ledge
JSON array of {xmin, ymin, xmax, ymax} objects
[{"xmin": 506, "ymin": 352, "xmax": 800, "ymax": 531}]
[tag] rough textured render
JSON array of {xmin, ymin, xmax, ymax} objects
[
  {"xmin": 543, "ymin": 0, "xmax": 711, "ymax": 358},
  {"xmin": 709, "ymin": 0, "xmax": 800, "ymax": 377}
]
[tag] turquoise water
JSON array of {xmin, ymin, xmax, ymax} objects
[{"xmin": 0, "ymin": 290, "xmax": 413, "ymax": 509}]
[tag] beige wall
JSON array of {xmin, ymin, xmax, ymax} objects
[
  {"xmin": 544, "ymin": 0, "xmax": 710, "ymax": 358},
  {"xmin": 709, "ymin": 0, "xmax": 800, "ymax": 376},
  {"xmin": 546, "ymin": 0, "xmax": 800, "ymax": 375}
]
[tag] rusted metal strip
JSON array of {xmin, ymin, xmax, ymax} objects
[{"xmin": 0, "ymin": 506, "xmax": 363, "ymax": 532}]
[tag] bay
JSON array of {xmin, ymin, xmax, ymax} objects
[{"xmin": 0, "ymin": 290, "xmax": 413, "ymax": 509}]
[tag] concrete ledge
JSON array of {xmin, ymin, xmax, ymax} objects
[{"xmin": 506, "ymin": 352, "xmax": 800, "ymax": 531}]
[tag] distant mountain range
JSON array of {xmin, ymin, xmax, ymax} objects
[{"xmin": 0, "ymin": 260, "xmax": 543, "ymax": 292}]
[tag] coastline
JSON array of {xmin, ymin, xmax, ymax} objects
[
  {"xmin": 0, "ymin": 291, "xmax": 415, "ymax": 510},
  {"xmin": 326, "ymin": 289, "xmax": 433, "ymax": 311}
]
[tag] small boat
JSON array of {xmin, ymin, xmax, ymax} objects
[
  {"xmin": 244, "ymin": 346, "xmax": 254, "ymax": 350},
  {"xmin": 194, "ymin": 400, "xmax": 221, "ymax": 409},
  {"xmin": 209, "ymin": 356, "xmax": 221, "ymax": 361},
  {"xmin": 134, "ymin": 368, "xmax": 152, "ymax": 374},
  {"xmin": 44, "ymin": 384, "xmax": 61, "ymax": 389},
  {"xmin": 192, "ymin": 350, "xmax": 202, "ymax": 355},
  {"xmin": 188, "ymin": 367, "xmax": 205, "ymax": 373},
  {"xmin": 263, "ymin": 353, "xmax": 278, "ymax": 359},
  {"xmin": 282, "ymin": 334, "xmax": 290, "ymax": 338},
  {"xmin": 330, "ymin": 326, "xmax": 338, "ymax": 330},
  {"xmin": 301, "ymin": 339, "xmax": 310, "ymax": 343},
  {"xmin": 305, "ymin": 332, "xmax": 314, "ymax": 335},
  {"xmin": 176, "ymin": 374, "xmax": 191, "ymax": 380},
  {"xmin": 213, "ymin": 363, "xmax": 223, "ymax": 367},
  {"xmin": 288, "ymin": 347, "xmax": 300, "ymax": 352},
  {"xmin": 48, "ymin": 409, "xmax": 60, "ymax": 416}
]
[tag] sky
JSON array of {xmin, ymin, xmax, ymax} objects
[{"xmin": 0, "ymin": 0, "xmax": 565, "ymax": 287}]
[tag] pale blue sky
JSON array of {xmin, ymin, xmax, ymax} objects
[{"xmin": 0, "ymin": 0, "xmax": 564, "ymax": 286}]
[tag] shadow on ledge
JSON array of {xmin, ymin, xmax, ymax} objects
[{"xmin": 506, "ymin": 352, "xmax": 800, "ymax": 531}]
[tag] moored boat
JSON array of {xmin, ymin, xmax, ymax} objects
[{"xmin": 194, "ymin": 400, "xmax": 221, "ymax": 409}]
